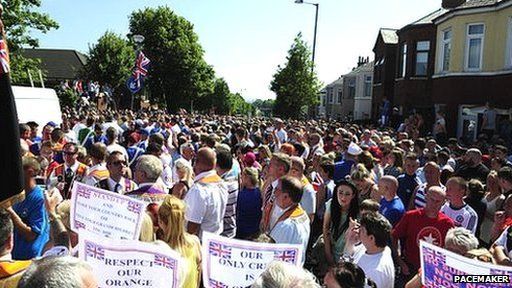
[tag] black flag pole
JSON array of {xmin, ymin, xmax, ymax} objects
[{"xmin": 0, "ymin": 4, "xmax": 25, "ymax": 208}]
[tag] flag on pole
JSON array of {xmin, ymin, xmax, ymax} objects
[
  {"xmin": 127, "ymin": 51, "xmax": 150, "ymax": 94},
  {"xmin": 0, "ymin": 24, "xmax": 25, "ymax": 207}
]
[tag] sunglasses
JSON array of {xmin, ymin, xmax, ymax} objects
[{"xmin": 112, "ymin": 160, "xmax": 127, "ymax": 166}]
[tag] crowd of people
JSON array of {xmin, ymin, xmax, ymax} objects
[{"xmin": 2, "ymin": 102, "xmax": 512, "ymax": 288}]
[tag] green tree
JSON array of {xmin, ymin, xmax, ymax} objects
[
  {"xmin": 228, "ymin": 93, "xmax": 252, "ymax": 115},
  {"xmin": 129, "ymin": 6, "xmax": 214, "ymax": 112},
  {"xmin": 1, "ymin": 0, "xmax": 59, "ymax": 84},
  {"xmin": 81, "ymin": 31, "xmax": 134, "ymax": 91},
  {"xmin": 270, "ymin": 33, "xmax": 321, "ymax": 119},
  {"xmin": 207, "ymin": 77, "xmax": 231, "ymax": 114}
]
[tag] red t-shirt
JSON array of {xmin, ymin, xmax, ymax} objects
[{"xmin": 392, "ymin": 208, "xmax": 454, "ymax": 269}]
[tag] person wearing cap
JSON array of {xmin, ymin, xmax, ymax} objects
[
  {"xmin": 275, "ymin": 119, "xmax": 288, "ymax": 144},
  {"xmin": 333, "ymin": 142, "xmax": 361, "ymax": 183}
]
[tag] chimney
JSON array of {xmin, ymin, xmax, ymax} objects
[
  {"xmin": 357, "ymin": 56, "xmax": 364, "ymax": 67},
  {"xmin": 442, "ymin": 0, "xmax": 466, "ymax": 9}
]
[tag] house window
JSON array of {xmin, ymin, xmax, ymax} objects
[
  {"xmin": 337, "ymin": 90, "xmax": 342, "ymax": 103},
  {"xmin": 348, "ymin": 79, "xmax": 355, "ymax": 99},
  {"xmin": 465, "ymin": 23, "xmax": 485, "ymax": 71},
  {"xmin": 415, "ymin": 41, "xmax": 430, "ymax": 76},
  {"xmin": 364, "ymin": 75, "xmax": 372, "ymax": 97},
  {"xmin": 328, "ymin": 88, "xmax": 333, "ymax": 103},
  {"xmin": 506, "ymin": 18, "xmax": 512, "ymax": 68},
  {"xmin": 440, "ymin": 29, "xmax": 452, "ymax": 72},
  {"xmin": 399, "ymin": 43, "xmax": 407, "ymax": 78}
]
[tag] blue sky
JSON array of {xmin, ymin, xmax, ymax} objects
[{"xmin": 35, "ymin": 0, "xmax": 441, "ymax": 101}]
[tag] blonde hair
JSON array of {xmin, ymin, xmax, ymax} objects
[
  {"xmin": 56, "ymin": 200, "xmax": 71, "ymax": 230},
  {"xmin": 175, "ymin": 159, "xmax": 193, "ymax": 186},
  {"xmin": 351, "ymin": 164, "xmax": 370, "ymax": 181},
  {"xmin": 243, "ymin": 167, "xmax": 260, "ymax": 187},
  {"xmin": 139, "ymin": 212, "xmax": 155, "ymax": 242},
  {"xmin": 158, "ymin": 195, "xmax": 194, "ymax": 254}
]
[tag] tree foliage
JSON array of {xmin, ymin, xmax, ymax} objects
[
  {"xmin": 129, "ymin": 6, "xmax": 215, "ymax": 112},
  {"xmin": 81, "ymin": 31, "xmax": 134, "ymax": 90},
  {"xmin": 228, "ymin": 93, "xmax": 253, "ymax": 116},
  {"xmin": 204, "ymin": 77, "xmax": 231, "ymax": 114},
  {"xmin": 270, "ymin": 33, "xmax": 321, "ymax": 119},
  {"xmin": 1, "ymin": 0, "xmax": 59, "ymax": 84}
]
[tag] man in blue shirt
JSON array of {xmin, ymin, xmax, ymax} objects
[
  {"xmin": 378, "ymin": 176, "xmax": 405, "ymax": 227},
  {"xmin": 7, "ymin": 157, "xmax": 50, "ymax": 260},
  {"xmin": 334, "ymin": 142, "xmax": 361, "ymax": 183},
  {"xmin": 397, "ymin": 153, "xmax": 420, "ymax": 207}
]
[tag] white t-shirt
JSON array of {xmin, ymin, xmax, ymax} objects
[
  {"xmin": 441, "ymin": 203, "xmax": 478, "ymax": 234},
  {"xmin": 353, "ymin": 245, "xmax": 395, "ymax": 288},
  {"xmin": 276, "ymin": 128, "xmax": 288, "ymax": 143},
  {"xmin": 270, "ymin": 209, "xmax": 310, "ymax": 265},
  {"xmin": 300, "ymin": 183, "xmax": 316, "ymax": 216},
  {"xmin": 184, "ymin": 170, "xmax": 228, "ymax": 238},
  {"xmin": 494, "ymin": 226, "xmax": 512, "ymax": 258}
]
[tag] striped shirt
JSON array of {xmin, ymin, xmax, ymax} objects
[
  {"xmin": 414, "ymin": 183, "xmax": 445, "ymax": 209},
  {"xmin": 221, "ymin": 171, "xmax": 239, "ymax": 238},
  {"xmin": 441, "ymin": 203, "xmax": 479, "ymax": 234}
]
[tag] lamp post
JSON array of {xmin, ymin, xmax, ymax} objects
[
  {"xmin": 294, "ymin": 0, "xmax": 319, "ymax": 72},
  {"xmin": 131, "ymin": 34, "xmax": 144, "ymax": 110}
]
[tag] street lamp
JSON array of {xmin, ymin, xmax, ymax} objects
[
  {"xmin": 295, "ymin": 0, "xmax": 319, "ymax": 72},
  {"xmin": 130, "ymin": 34, "xmax": 145, "ymax": 110}
]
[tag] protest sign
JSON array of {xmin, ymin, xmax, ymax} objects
[
  {"xmin": 70, "ymin": 182, "xmax": 145, "ymax": 240},
  {"xmin": 420, "ymin": 241, "xmax": 512, "ymax": 288},
  {"xmin": 79, "ymin": 232, "xmax": 182, "ymax": 288},
  {"xmin": 202, "ymin": 232, "xmax": 303, "ymax": 288}
]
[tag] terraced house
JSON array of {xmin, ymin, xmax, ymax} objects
[{"xmin": 432, "ymin": 0, "xmax": 512, "ymax": 139}]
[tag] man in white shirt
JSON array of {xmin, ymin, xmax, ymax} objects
[
  {"xmin": 441, "ymin": 177, "xmax": 478, "ymax": 234},
  {"xmin": 289, "ymin": 156, "xmax": 316, "ymax": 221},
  {"xmin": 275, "ymin": 119, "xmax": 288, "ymax": 143},
  {"xmin": 266, "ymin": 176, "xmax": 310, "ymax": 264},
  {"xmin": 105, "ymin": 127, "xmax": 128, "ymax": 161},
  {"xmin": 185, "ymin": 147, "xmax": 228, "ymax": 238},
  {"xmin": 344, "ymin": 212, "xmax": 395, "ymax": 288}
]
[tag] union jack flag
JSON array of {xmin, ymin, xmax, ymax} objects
[
  {"xmin": 76, "ymin": 186, "xmax": 91, "ymax": 198},
  {"xmin": 154, "ymin": 254, "xmax": 175, "ymax": 270},
  {"xmin": 273, "ymin": 249, "xmax": 297, "ymax": 263},
  {"xmin": 73, "ymin": 80, "xmax": 83, "ymax": 94},
  {"xmin": 86, "ymin": 243, "xmax": 105, "ymax": 260},
  {"xmin": 127, "ymin": 51, "xmax": 150, "ymax": 94},
  {"xmin": 134, "ymin": 51, "xmax": 150, "ymax": 79},
  {"xmin": 127, "ymin": 201, "xmax": 142, "ymax": 213},
  {"xmin": 208, "ymin": 242, "xmax": 232, "ymax": 259},
  {"xmin": 208, "ymin": 279, "xmax": 228, "ymax": 288},
  {"xmin": 0, "ymin": 38, "xmax": 10, "ymax": 75},
  {"xmin": 74, "ymin": 220, "xmax": 86, "ymax": 229}
]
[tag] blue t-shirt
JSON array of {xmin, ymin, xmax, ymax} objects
[
  {"xmin": 333, "ymin": 159, "xmax": 355, "ymax": 183},
  {"xmin": 12, "ymin": 185, "xmax": 50, "ymax": 260},
  {"xmin": 236, "ymin": 187, "xmax": 262, "ymax": 239},
  {"xmin": 397, "ymin": 173, "xmax": 419, "ymax": 207},
  {"xmin": 379, "ymin": 196, "xmax": 405, "ymax": 227}
]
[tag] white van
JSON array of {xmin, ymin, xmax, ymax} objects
[{"xmin": 13, "ymin": 86, "xmax": 62, "ymax": 128}]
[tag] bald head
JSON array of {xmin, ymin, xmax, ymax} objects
[
  {"xmin": 194, "ymin": 147, "xmax": 217, "ymax": 175},
  {"xmin": 378, "ymin": 175, "xmax": 398, "ymax": 199}
]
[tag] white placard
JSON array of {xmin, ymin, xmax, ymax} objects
[
  {"xmin": 202, "ymin": 232, "xmax": 303, "ymax": 288},
  {"xmin": 78, "ymin": 232, "xmax": 182, "ymax": 288},
  {"xmin": 70, "ymin": 182, "xmax": 145, "ymax": 240},
  {"xmin": 420, "ymin": 241, "xmax": 512, "ymax": 287}
]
